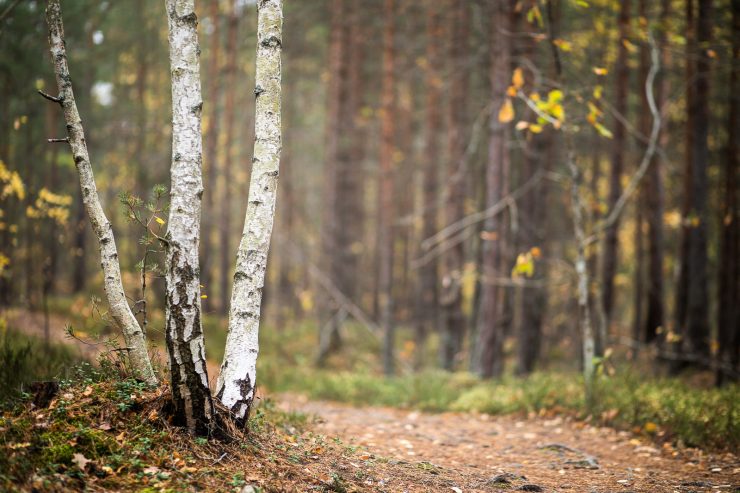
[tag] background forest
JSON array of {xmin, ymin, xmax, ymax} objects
[{"xmin": 0, "ymin": 0, "xmax": 738, "ymax": 457}]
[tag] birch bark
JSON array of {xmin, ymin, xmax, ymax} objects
[
  {"xmin": 43, "ymin": 0, "xmax": 156, "ymax": 385},
  {"xmin": 164, "ymin": 0, "xmax": 213, "ymax": 434},
  {"xmin": 216, "ymin": 0, "xmax": 283, "ymax": 423}
]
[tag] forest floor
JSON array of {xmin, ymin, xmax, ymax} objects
[
  {"xmin": 3, "ymin": 308, "xmax": 739, "ymax": 492},
  {"xmin": 276, "ymin": 394, "xmax": 739, "ymax": 493}
]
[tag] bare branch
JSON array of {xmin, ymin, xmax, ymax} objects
[
  {"xmin": 37, "ymin": 90, "xmax": 63, "ymax": 104},
  {"xmin": 585, "ymin": 31, "xmax": 662, "ymax": 246}
]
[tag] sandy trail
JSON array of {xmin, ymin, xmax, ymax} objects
[{"xmin": 279, "ymin": 394, "xmax": 739, "ymax": 492}]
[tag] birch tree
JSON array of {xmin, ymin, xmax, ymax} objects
[
  {"xmin": 164, "ymin": 0, "xmax": 214, "ymax": 434},
  {"xmin": 42, "ymin": 0, "xmax": 156, "ymax": 385},
  {"xmin": 216, "ymin": 0, "xmax": 283, "ymax": 424}
]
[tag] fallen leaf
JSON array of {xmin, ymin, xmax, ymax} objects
[
  {"xmin": 143, "ymin": 466, "xmax": 160, "ymax": 475},
  {"xmin": 72, "ymin": 453, "xmax": 91, "ymax": 470}
]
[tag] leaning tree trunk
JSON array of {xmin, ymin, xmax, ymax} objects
[
  {"xmin": 43, "ymin": 0, "xmax": 156, "ymax": 385},
  {"xmin": 164, "ymin": 0, "xmax": 214, "ymax": 435},
  {"xmin": 216, "ymin": 0, "xmax": 283, "ymax": 424}
]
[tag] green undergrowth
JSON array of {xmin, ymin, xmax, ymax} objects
[
  {"xmin": 0, "ymin": 368, "xmax": 328, "ymax": 492},
  {"xmin": 262, "ymin": 366, "xmax": 739, "ymax": 451},
  {"xmin": 0, "ymin": 325, "xmax": 84, "ymax": 407}
]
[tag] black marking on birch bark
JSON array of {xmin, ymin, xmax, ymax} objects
[
  {"xmin": 178, "ymin": 12, "xmax": 197, "ymax": 25},
  {"xmin": 254, "ymin": 85, "xmax": 266, "ymax": 97},
  {"xmin": 229, "ymin": 374, "xmax": 253, "ymax": 426},
  {"xmin": 166, "ymin": 248, "xmax": 213, "ymax": 435},
  {"xmin": 261, "ymin": 35, "xmax": 281, "ymax": 48}
]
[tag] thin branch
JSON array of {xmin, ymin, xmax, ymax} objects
[
  {"xmin": 421, "ymin": 168, "xmax": 545, "ymax": 251},
  {"xmin": 47, "ymin": 137, "xmax": 69, "ymax": 144},
  {"xmin": 37, "ymin": 90, "xmax": 63, "ymax": 104},
  {"xmin": 287, "ymin": 241, "xmax": 414, "ymax": 375},
  {"xmin": 0, "ymin": 0, "xmax": 22, "ymax": 24},
  {"xmin": 397, "ymin": 103, "xmax": 491, "ymax": 226}
]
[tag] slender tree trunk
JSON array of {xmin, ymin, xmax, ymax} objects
[
  {"xmin": 44, "ymin": 0, "xmax": 156, "ymax": 384},
  {"xmin": 23, "ymin": 116, "xmax": 36, "ymax": 307},
  {"xmin": 202, "ymin": 0, "xmax": 221, "ymax": 310},
  {"xmin": 415, "ymin": 0, "xmax": 442, "ymax": 369},
  {"xmin": 672, "ymin": 0, "xmax": 695, "ymax": 373},
  {"xmin": 43, "ymin": 99, "xmax": 60, "ymax": 345},
  {"xmin": 219, "ymin": 0, "xmax": 239, "ymax": 315},
  {"xmin": 600, "ymin": 0, "xmax": 630, "ymax": 331},
  {"xmin": 632, "ymin": 1, "xmax": 648, "ymax": 347},
  {"xmin": 644, "ymin": 0, "xmax": 668, "ymax": 344},
  {"xmin": 716, "ymin": 0, "xmax": 739, "ymax": 385},
  {"xmin": 317, "ymin": 0, "xmax": 351, "ymax": 364},
  {"xmin": 164, "ymin": 0, "xmax": 213, "ymax": 434},
  {"xmin": 683, "ymin": 0, "xmax": 712, "ymax": 364},
  {"xmin": 515, "ymin": 8, "xmax": 549, "ymax": 376},
  {"xmin": 476, "ymin": 0, "xmax": 510, "ymax": 379},
  {"xmin": 379, "ymin": 0, "xmax": 396, "ymax": 376},
  {"xmin": 439, "ymin": 0, "xmax": 470, "ymax": 371},
  {"xmin": 216, "ymin": 0, "xmax": 283, "ymax": 423}
]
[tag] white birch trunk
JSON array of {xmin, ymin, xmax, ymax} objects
[
  {"xmin": 164, "ymin": 0, "xmax": 213, "ymax": 434},
  {"xmin": 216, "ymin": 0, "xmax": 283, "ymax": 423},
  {"xmin": 44, "ymin": 0, "xmax": 156, "ymax": 385}
]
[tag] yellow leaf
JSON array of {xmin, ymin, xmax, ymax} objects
[
  {"xmin": 515, "ymin": 121, "xmax": 530, "ymax": 130},
  {"xmin": 201, "ymin": 294, "xmax": 208, "ymax": 299},
  {"xmin": 622, "ymin": 39, "xmax": 638, "ymax": 53},
  {"xmin": 529, "ymin": 124, "xmax": 543, "ymax": 134},
  {"xmin": 155, "ymin": 216, "xmax": 166, "ymax": 225},
  {"xmin": 643, "ymin": 422, "xmax": 658, "ymax": 434},
  {"xmin": 498, "ymin": 99, "xmax": 515, "ymax": 123},
  {"xmin": 548, "ymin": 89, "xmax": 564, "ymax": 103},
  {"xmin": 594, "ymin": 122, "xmax": 613, "ymax": 139},
  {"xmin": 506, "ymin": 85, "xmax": 517, "ymax": 97},
  {"xmin": 593, "ymin": 67, "xmax": 608, "ymax": 76},
  {"xmin": 553, "ymin": 39, "xmax": 572, "ymax": 52},
  {"xmin": 512, "ymin": 68, "xmax": 524, "ymax": 89}
]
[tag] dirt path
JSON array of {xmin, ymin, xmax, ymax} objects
[{"xmin": 279, "ymin": 394, "xmax": 739, "ymax": 492}]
